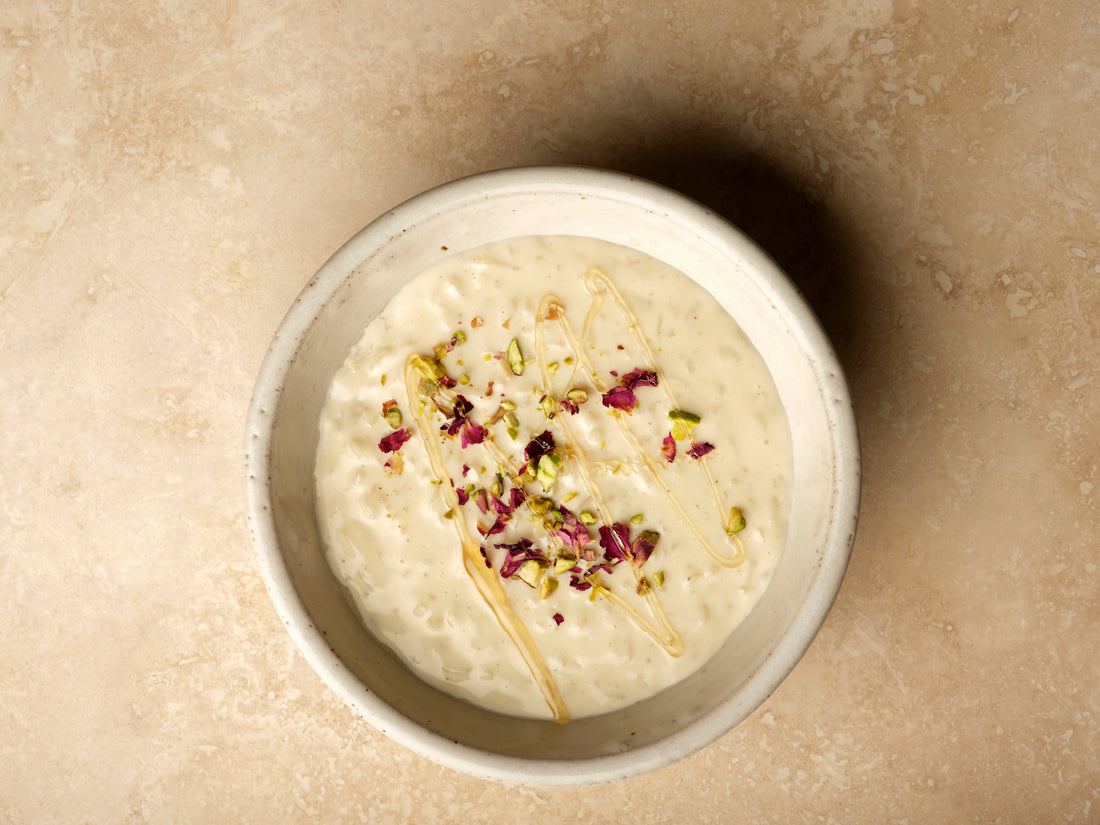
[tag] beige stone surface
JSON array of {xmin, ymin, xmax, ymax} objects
[{"xmin": 2, "ymin": 0, "xmax": 1097, "ymax": 821}]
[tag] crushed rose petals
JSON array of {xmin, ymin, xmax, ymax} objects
[
  {"xmin": 552, "ymin": 612, "xmax": 564, "ymax": 626},
  {"xmin": 601, "ymin": 385, "xmax": 636, "ymax": 411},
  {"xmin": 688, "ymin": 441, "xmax": 716, "ymax": 459},
  {"xmin": 661, "ymin": 434, "xmax": 676, "ymax": 463},
  {"xmin": 620, "ymin": 368, "xmax": 658, "ymax": 391},
  {"xmin": 379, "ymin": 428, "xmax": 412, "ymax": 453}
]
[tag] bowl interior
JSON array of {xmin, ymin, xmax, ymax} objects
[{"xmin": 247, "ymin": 168, "xmax": 858, "ymax": 784}]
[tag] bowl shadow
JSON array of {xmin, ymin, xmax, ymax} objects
[{"xmin": 546, "ymin": 130, "xmax": 871, "ymax": 381}]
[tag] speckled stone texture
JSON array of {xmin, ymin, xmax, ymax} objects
[{"xmin": 1, "ymin": 0, "xmax": 1097, "ymax": 822}]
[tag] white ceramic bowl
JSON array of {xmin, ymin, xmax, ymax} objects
[{"xmin": 244, "ymin": 166, "xmax": 859, "ymax": 786}]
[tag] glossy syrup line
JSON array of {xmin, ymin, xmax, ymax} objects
[{"xmin": 403, "ymin": 356, "xmax": 570, "ymax": 723}]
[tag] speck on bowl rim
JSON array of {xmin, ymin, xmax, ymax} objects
[{"xmin": 244, "ymin": 165, "xmax": 860, "ymax": 787}]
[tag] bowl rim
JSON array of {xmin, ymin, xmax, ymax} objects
[{"xmin": 244, "ymin": 165, "xmax": 860, "ymax": 786}]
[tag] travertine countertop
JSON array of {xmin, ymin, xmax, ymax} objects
[{"xmin": 2, "ymin": 1, "xmax": 1097, "ymax": 821}]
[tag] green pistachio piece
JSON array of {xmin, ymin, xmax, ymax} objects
[
  {"xmin": 507, "ymin": 338, "xmax": 524, "ymax": 375},
  {"xmin": 540, "ymin": 395, "xmax": 556, "ymax": 418},
  {"xmin": 443, "ymin": 508, "xmax": 455, "ymax": 520},
  {"xmin": 432, "ymin": 343, "xmax": 447, "ymax": 361},
  {"xmin": 577, "ymin": 510, "xmax": 597, "ymax": 526},
  {"xmin": 418, "ymin": 377, "xmax": 439, "ymax": 397},
  {"xmin": 668, "ymin": 409, "xmax": 702, "ymax": 441},
  {"xmin": 629, "ymin": 513, "xmax": 644, "ymax": 526},
  {"xmin": 411, "ymin": 354, "xmax": 446, "ymax": 380},
  {"xmin": 539, "ymin": 576, "xmax": 558, "ymax": 599},
  {"xmin": 566, "ymin": 388, "xmax": 588, "ymax": 404},
  {"xmin": 726, "ymin": 506, "xmax": 747, "ymax": 534},
  {"xmin": 500, "ymin": 399, "xmax": 516, "ymax": 411},
  {"xmin": 654, "ymin": 570, "xmax": 665, "ymax": 588},
  {"xmin": 381, "ymin": 374, "xmax": 387, "ymax": 385},
  {"xmin": 502, "ymin": 411, "xmax": 519, "ymax": 429},
  {"xmin": 384, "ymin": 408, "xmax": 402, "ymax": 430},
  {"xmin": 459, "ymin": 374, "xmax": 470, "ymax": 385},
  {"xmin": 547, "ymin": 361, "xmax": 560, "ymax": 375},
  {"xmin": 452, "ymin": 330, "xmax": 467, "ymax": 346},
  {"xmin": 563, "ymin": 356, "xmax": 574, "ymax": 365},
  {"xmin": 636, "ymin": 577, "xmax": 651, "ymax": 596},
  {"xmin": 536, "ymin": 453, "xmax": 560, "ymax": 492},
  {"xmin": 514, "ymin": 559, "xmax": 544, "ymax": 588},
  {"xmin": 527, "ymin": 496, "xmax": 554, "ymax": 517},
  {"xmin": 553, "ymin": 555, "xmax": 577, "ymax": 575},
  {"xmin": 507, "ymin": 425, "xmax": 519, "ymax": 440}
]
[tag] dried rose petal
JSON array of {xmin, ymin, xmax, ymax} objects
[
  {"xmin": 551, "ymin": 507, "xmax": 592, "ymax": 555},
  {"xmin": 688, "ymin": 441, "xmax": 716, "ymax": 459},
  {"xmin": 479, "ymin": 547, "xmax": 492, "ymax": 568},
  {"xmin": 601, "ymin": 385, "xmax": 637, "ymax": 411},
  {"xmin": 524, "ymin": 430, "xmax": 556, "ymax": 463},
  {"xmin": 509, "ymin": 487, "xmax": 526, "ymax": 509},
  {"xmin": 378, "ymin": 428, "xmax": 412, "ymax": 453},
  {"xmin": 455, "ymin": 487, "xmax": 470, "ymax": 506},
  {"xmin": 568, "ymin": 575, "xmax": 592, "ymax": 592},
  {"xmin": 552, "ymin": 613, "xmax": 564, "ymax": 626},
  {"xmin": 620, "ymin": 368, "xmax": 658, "ymax": 391},
  {"xmin": 496, "ymin": 538, "xmax": 548, "ymax": 578},
  {"xmin": 598, "ymin": 523, "xmax": 633, "ymax": 564},
  {"xmin": 661, "ymin": 434, "xmax": 676, "ymax": 464},
  {"xmin": 477, "ymin": 515, "xmax": 508, "ymax": 538},
  {"xmin": 438, "ymin": 375, "xmax": 458, "ymax": 389},
  {"xmin": 459, "ymin": 420, "xmax": 486, "ymax": 448}
]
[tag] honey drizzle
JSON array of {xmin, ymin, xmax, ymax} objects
[
  {"xmin": 553, "ymin": 269, "xmax": 746, "ymax": 568},
  {"xmin": 403, "ymin": 357, "xmax": 570, "ymax": 723}
]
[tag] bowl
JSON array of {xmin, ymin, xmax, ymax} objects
[{"xmin": 244, "ymin": 166, "xmax": 860, "ymax": 786}]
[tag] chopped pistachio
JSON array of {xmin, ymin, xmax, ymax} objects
[
  {"xmin": 540, "ymin": 395, "xmax": 556, "ymax": 418},
  {"xmin": 577, "ymin": 510, "xmax": 597, "ymax": 526},
  {"xmin": 553, "ymin": 555, "xmax": 577, "ymax": 575},
  {"xmin": 539, "ymin": 576, "xmax": 559, "ymax": 599},
  {"xmin": 507, "ymin": 425, "xmax": 519, "ymax": 440},
  {"xmin": 726, "ymin": 506, "xmax": 747, "ymax": 535},
  {"xmin": 565, "ymin": 388, "xmax": 588, "ymax": 405},
  {"xmin": 381, "ymin": 374, "xmax": 387, "ymax": 385},
  {"xmin": 629, "ymin": 513, "xmax": 644, "ymax": 526},
  {"xmin": 528, "ymin": 496, "xmax": 554, "ymax": 517},
  {"xmin": 452, "ymin": 330, "xmax": 467, "ymax": 346},
  {"xmin": 668, "ymin": 409, "xmax": 702, "ymax": 441},
  {"xmin": 636, "ymin": 576, "xmax": 651, "ymax": 596},
  {"xmin": 507, "ymin": 338, "xmax": 524, "ymax": 375},
  {"xmin": 564, "ymin": 356, "xmax": 574, "ymax": 365},
  {"xmin": 514, "ymin": 559, "xmax": 543, "ymax": 587},
  {"xmin": 459, "ymin": 374, "xmax": 470, "ymax": 385},
  {"xmin": 654, "ymin": 570, "xmax": 665, "ymax": 588},
  {"xmin": 547, "ymin": 361, "xmax": 560, "ymax": 375},
  {"xmin": 502, "ymin": 411, "xmax": 519, "ymax": 429},
  {"xmin": 500, "ymin": 399, "xmax": 516, "ymax": 411},
  {"xmin": 418, "ymin": 377, "xmax": 438, "ymax": 397},
  {"xmin": 443, "ymin": 508, "xmax": 455, "ymax": 520},
  {"xmin": 432, "ymin": 342, "xmax": 447, "ymax": 361},
  {"xmin": 384, "ymin": 408, "xmax": 402, "ymax": 430},
  {"xmin": 411, "ymin": 354, "xmax": 446, "ymax": 380},
  {"xmin": 536, "ymin": 453, "xmax": 560, "ymax": 492},
  {"xmin": 562, "ymin": 491, "xmax": 578, "ymax": 503}
]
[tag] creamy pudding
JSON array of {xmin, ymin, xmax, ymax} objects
[{"xmin": 314, "ymin": 235, "xmax": 792, "ymax": 721}]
